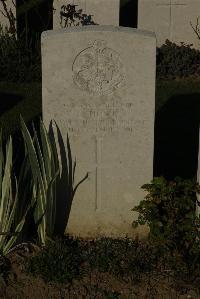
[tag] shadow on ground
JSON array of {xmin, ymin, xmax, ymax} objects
[{"xmin": 154, "ymin": 93, "xmax": 200, "ymax": 180}]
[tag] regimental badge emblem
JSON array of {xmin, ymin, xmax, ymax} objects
[{"xmin": 72, "ymin": 40, "xmax": 124, "ymax": 96}]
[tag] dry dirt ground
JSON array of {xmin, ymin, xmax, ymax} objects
[{"xmin": 0, "ymin": 242, "xmax": 199, "ymax": 299}]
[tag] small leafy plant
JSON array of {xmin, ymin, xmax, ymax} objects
[
  {"xmin": 81, "ymin": 237, "xmax": 157, "ymax": 282},
  {"xmin": 132, "ymin": 177, "xmax": 200, "ymax": 277},
  {"xmin": 24, "ymin": 235, "xmax": 83, "ymax": 283},
  {"xmin": 24, "ymin": 235, "xmax": 158, "ymax": 285}
]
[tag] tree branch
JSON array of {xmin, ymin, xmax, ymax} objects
[
  {"xmin": 11, "ymin": 0, "xmax": 16, "ymax": 8},
  {"xmin": 0, "ymin": 0, "xmax": 16, "ymax": 35},
  {"xmin": 0, "ymin": 8, "xmax": 7, "ymax": 18},
  {"xmin": 190, "ymin": 17, "xmax": 200, "ymax": 40}
]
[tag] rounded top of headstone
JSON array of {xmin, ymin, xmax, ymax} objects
[{"xmin": 41, "ymin": 25, "xmax": 156, "ymax": 40}]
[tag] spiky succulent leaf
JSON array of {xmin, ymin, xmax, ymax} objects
[
  {"xmin": 20, "ymin": 116, "xmax": 47, "ymax": 245},
  {"xmin": 49, "ymin": 120, "xmax": 62, "ymax": 179},
  {"xmin": 39, "ymin": 118, "xmax": 52, "ymax": 184},
  {"xmin": 20, "ymin": 115, "xmax": 46, "ymax": 200},
  {"xmin": 0, "ymin": 137, "xmax": 12, "ymax": 233},
  {"xmin": 32, "ymin": 122, "xmax": 47, "ymax": 190},
  {"xmin": 46, "ymin": 169, "xmax": 60, "ymax": 237},
  {"xmin": 0, "ymin": 133, "xmax": 31, "ymax": 257},
  {"xmin": 66, "ymin": 134, "xmax": 72, "ymax": 193}
]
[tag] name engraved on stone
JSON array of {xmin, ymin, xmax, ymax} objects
[
  {"xmin": 64, "ymin": 102, "xmax": 143, "ymax": 135},
  {"xmin": 72, "ymin": 40, "xmax": 124, "ymax": 95}
]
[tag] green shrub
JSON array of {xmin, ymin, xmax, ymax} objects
[
  {"xmin": 132, "ymin": 176, "xmax": 200, "ymax": 278},
  {"xmin": 81, "ymin": 237, "xmax": 158, "ymax": 281},
  {"xmin": 156, "ymin": 39, "xmax": 200, "ymax": 79},
  {"xmin": 24, "ymin": 236, "xmax": 83, "ymax": 283},
  {"xmin": 0, "ymin": 30, "xmax": 41, "ymax": 83}
]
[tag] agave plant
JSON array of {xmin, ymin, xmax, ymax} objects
[
  {"xmin": 20, "ymin": 116, "xmax": 88, "ymax": 246},
  {"xmin": 20, "ymin": 116, "xmax": 60, "ymax": 246},
  {"xmin": 12, "ymin": 151, "xmax": 38, "ymax": 244},
  {"xmin": 0, "ymin": 129, "xmax": 31, "ymax": 256}
]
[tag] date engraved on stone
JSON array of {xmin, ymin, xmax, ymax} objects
[{"xmin": 72, "ymin": 40, "xmax": 124, "ymax": 95}]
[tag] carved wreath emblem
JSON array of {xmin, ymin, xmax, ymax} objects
[{"xmin": 72, "ymin": 40, "xmax": 124, "ymax": 96}]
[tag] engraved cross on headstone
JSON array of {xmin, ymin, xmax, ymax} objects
[
  {"xmin": 94, "ymin": 102, "xmax": 116, "ymax": 211},
  {"xmin": 156, "ymin": 0, "xmax": 187, "ymax": 40},
  {"xmin": 95, "ymin": 135, "xmax": 103, "ymax": 211}
]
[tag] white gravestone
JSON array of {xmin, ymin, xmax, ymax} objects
[
  {"xmin": 42, "ymin": 26, "xmax": 156, "ymax": 239},
  {"xmin": 53, "ymin": 0, "xmax": 120, "ymax": 29},
  {"xmin": 0, "ymin": 0, "xmax": 16, "ymax": 36},
  {"xmin": 138, "ymin": 0, "xmax": 200, "ymax": 49}
]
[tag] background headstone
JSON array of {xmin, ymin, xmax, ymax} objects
[
  {"xmin": 42, "ymin": 26, "xmax": 156, "ymax": 239},
  {"xmin": 53, "ymin": 0, "xmax": 120, "ymax": 28},
  {"xmin": 138, "ymin": 0, "xmax": 200, "ymax": 49}
]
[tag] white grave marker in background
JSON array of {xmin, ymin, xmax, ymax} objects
[
  {"xmin": 138, "ymin": 0, "xmax": 200, "ymax": 49},
  {"xmin": 156, "ymin": 0, "xmax": 187, "ymax": 41}
]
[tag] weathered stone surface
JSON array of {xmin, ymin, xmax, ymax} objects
[
  {"xmin": 41, "ymin": 26, "xmax": 156, "ymax": 239},
  {"xmin": 53, "ymin": 0, "xmax": 120, "ymax": 29},
  {"xmin": 138, "ymin": 0, "xmax": 200, "ymax": 49}
]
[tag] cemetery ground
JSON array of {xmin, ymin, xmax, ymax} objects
[
  {"xmin": 0, "ymin": 78, "xmax": 199, "ymax": 298},
  {"xmin": 0, "ymin": 234, "xmax": 199, "ymax": 299}
]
